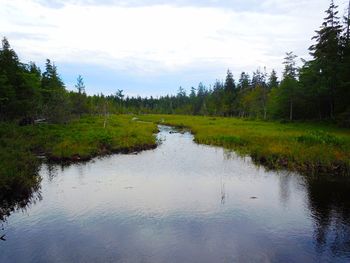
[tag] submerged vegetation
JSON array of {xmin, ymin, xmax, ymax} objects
[{"xmin": 138, "ymin": 115, "xmax": 350, "ymax": 176}]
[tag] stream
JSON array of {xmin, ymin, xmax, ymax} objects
[{"xmin": 1, "ymin": 125, "xmax": 350, "ymax": 262}]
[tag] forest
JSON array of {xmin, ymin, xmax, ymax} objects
[{"xmin": 1, "ymin": 2, "xmax": 350, "ymax": 126}]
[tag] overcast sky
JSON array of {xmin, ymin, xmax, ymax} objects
[{"xmin": 0, "ymin": 0, "xmax": 348, "ymax": 96}]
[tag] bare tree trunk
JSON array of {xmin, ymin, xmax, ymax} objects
[
  {"xmin": 289, "ymin": 100, "xmax": 293, "ymax": 121},
  {"xmin": 103, "ymin": 101, "xmax": 108, "ymax": 128}
]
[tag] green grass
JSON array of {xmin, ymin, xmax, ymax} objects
[
  {"xmin": 22, "ymin": 115, "xmax": 158, "ymax": 160},
  {"xmin": 0, "ymin": 115, "xmax": 158, "ymax": 205},
  {"xmin": 137, "ymin": 114, "xmax": 350, "ymax": 176}
]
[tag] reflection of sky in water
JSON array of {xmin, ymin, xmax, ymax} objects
[{"xmin": 1, "ymin": 126, "xmax": 350, "ymax": 263}]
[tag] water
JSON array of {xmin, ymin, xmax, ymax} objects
[{"xmin": 1, "ymin": 126, "xmax": 350, "ymax": 263}]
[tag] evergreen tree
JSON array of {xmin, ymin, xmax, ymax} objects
[
  {"xmin": 71, "ymin": 75, "xmax": 87, "ymax": 117},
  {"xmin": 338, "ymin": 0, "xmax": 350, "ymax": 120},
  {"xmin": 309, "ymin": 0, "xmax": 342, "ymax": 118},
  {"xmin": 237, "ymin": 72, "xmax": 250, "ymax": 90},
  {"xmin": 41, "ymin": 59, "xmax": 68, "ymax": 123},
  {"xmin": 223, "ymin": 69, "xmax": 236, "ymax": 116},
  {"xmin": 0, "ymin": 37, "xmax": 41, "ymax": 120},
  {"xmin": 75, "ymin": 75, "xmax": 85, "ymax": 94},
  {"xmin": 268, "ymin": 70, "xmax": 279, "ymax": 89},
  {"xmin": 251, "ymin": 68, "xmax": 267, "ymax": 88},
  {"xmin": 280, "ymin": 52, "xmax": 299, "ymax": 120}
]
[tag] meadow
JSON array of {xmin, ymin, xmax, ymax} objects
[{"xmin": 138, "ymin": 114, "xmax": 350, "ymax": 176}]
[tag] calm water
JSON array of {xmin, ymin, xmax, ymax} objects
[{"xmin": 1, "ymin": 126, "xmax": 350, "ymax": 263}]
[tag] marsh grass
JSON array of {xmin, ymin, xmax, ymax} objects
[
  {"xmin": 0, "ymin": 115, "xmax": 158, "ymax": 201},
  {"xmin": 138, "ymin": 114, "xmax": 350, "ymax": 176},
  {"xmin": 20, "ymin": 115, "xmax": 158, "ymax": 160}
]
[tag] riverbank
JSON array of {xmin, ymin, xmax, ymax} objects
[
  {"xmin": 0, "ymin": 115, "xmax": 158, "ymax": 201},
  {"xmin": 138, "ymin": 115, "xmax": 350, "ymax": 176}
]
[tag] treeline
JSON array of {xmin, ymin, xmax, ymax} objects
[
  {"xmin": 0, "ymin": 1, "xmax": 349, "ymax": 125},
  {"xmin": 0, "ymin": 37, "xmax": 121, "ymax": 123},
  {"xmin": 123, "ymin": 1, "xmax": 350, "ymax": 124}
]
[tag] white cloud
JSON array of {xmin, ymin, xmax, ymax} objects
[{"xmin": 0, "ymin": 0, "xmax": 344, "ymax": 80}]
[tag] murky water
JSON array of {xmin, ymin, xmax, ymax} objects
[{"xmin": 1, "ymin": 126, "xmax": 350, "ymax": 263}]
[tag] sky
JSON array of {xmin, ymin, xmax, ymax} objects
[{"xmin": 0, "ymin": 0, "xmax": 348, "ymax": 97}]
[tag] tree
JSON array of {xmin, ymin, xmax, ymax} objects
[
  {"xmin": 338, "ymin": 0, "xmax": 350, "ymax": 119},
  {"xmin": 251, "ymin": 68, "xmax": 267, "ymax": 88},
  {"xmin": 41, "ymin": 59, "xmax": 69, "ymax": 123},
  {"xmin": 223, "ymin": 69, "xmax": 236, "ymax": 116},
  {"xmin": 71, "ymin": 75, "xmax": 87, "ymax": 117},
  {"xmin": 309, "ymin": 0, "xmax": 342, "ymax": 118},
  {"xmin": 115, "ymin": 89, "xmax": 124, "ymax": 112},
  {"xmin": 268, "ymin": 69, "xmax": 279, "ymax": 89},
  {"xmin": 280, "ymin": 52, "xmax": 299, "ymax": 121},
  {"xmin": 0, "ymin": 37, "xmax": 41, "ymax": 120},
  {"xmin": 75, "ymin": 75, "xmax": 85, "ymax": 94},
  {"xmin": 237, "ymin": 72, "xmax": 250, "ymax": 90}
]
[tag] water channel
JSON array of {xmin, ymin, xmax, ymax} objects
[{"xmin": 1, "ymin": 126, "xmax": 350, "ymax": 262}]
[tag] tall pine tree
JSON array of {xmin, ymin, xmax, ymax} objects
[{"xmin": 309, "ymin": 0, "xmax": 342, "ymax": 118}]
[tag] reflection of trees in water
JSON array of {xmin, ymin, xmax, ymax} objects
[
  {"xmin": 0, "ymin": 175, "xmax": 42, "ymax": 222},
  {"xmin": 306, "ymin": 177, "xmax": 350, "ymax": 257}
]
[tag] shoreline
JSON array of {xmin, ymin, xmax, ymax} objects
[
  {"xmin": 138, "ymin": 115, "xmax": 350, "ymax": 177},
  {"xmin": 46, "ymin": 142, "xmax": 158, "ymax": 164}
]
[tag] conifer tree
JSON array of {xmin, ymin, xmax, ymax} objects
[
  {"xmin": 223, "ymin": 69, "xmax": 236, "ymax": 116},
  {"xmin": 268, "ymin": 70, "xmax": 279, "ymax": 89},
  {"xmin": 309, "ymin": 0, "xmax": 342, "ymax": 118},
  {"xmin": 280, "ymin": 52, "xmax": 299, "ymax": 120}
]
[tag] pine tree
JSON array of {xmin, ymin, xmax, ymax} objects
[
  {"xmin": 41, "ymin": 59, "xmax": 68, "ymax": 123},
  {"xmin": 75, "ymin": 75, "xmax": 85, "ymax": 94},
  {"xmin": 223, "ymin": 69, "xmax": 236, "ymax": 116},
  {"xmin": 0, "ymin": 37, "xmax": 41, "ymax": 120},
  {"xmin": 338, "ymin": 0, "xmax": 350, "ymax": 119},
  {"xmin": 237, "ymin": 72, "xmax": 250, "ymax": 90},
  {"xmin": 309, "ymin": 0, "xmax": 342, "ymax": 118},
  {"xmin": 0, "ymin": 37, "xmax": 19, "ymax": 119},
  {"xmin": 268, "ymin": 70, "xmax": 279, "ymax": 89},
  {"xmin": 280, "ymin": 52, "xmax": 299, "ymax": 121}
]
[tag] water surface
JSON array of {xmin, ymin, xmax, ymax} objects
[{"xmin": 1, "ymin": 126, "xmax": 350, "ymax": 262}]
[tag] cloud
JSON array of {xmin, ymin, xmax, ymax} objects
[{"xmin": 1, "ymin": 0, "xmax": 345, "ymax": 95}]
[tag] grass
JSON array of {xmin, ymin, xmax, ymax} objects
[
  {"xmin": 22, "ymin": 115, "xmax": 158, "ymax": 160},
  {"xmin": 137, "ymin": 114, "xmax": 350, "ymax": 176},
  {"xmin": 0, "ymin": 115, "xmax": 158, "ymax": 210}
]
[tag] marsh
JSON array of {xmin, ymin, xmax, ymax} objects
[{"xmin": 1, "ymin": 126, "xmax": 350, "ymax": 263}]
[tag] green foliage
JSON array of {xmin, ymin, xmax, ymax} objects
[
  {"xmin": 0, "ymin": 123, "xmax": 41, "ymax": 203},
  {"xmin": 297, "ymin": 130, "xmax": 342, "ymax": 146},
  {"xmin": 205, "ymin": 135, "xmax": 247, "ymax": 147}
]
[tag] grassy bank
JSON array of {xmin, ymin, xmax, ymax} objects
[
  {"xmin": 22, "ymin": 115, "xmax": 158, "ymax": 161},
  {"xmin": 0, "ymin": 115, "xmax": 158, "ymax": 206},
  {"xmin": 138, "ymin": 114, "xmax": 350, "ymax": 176}
]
